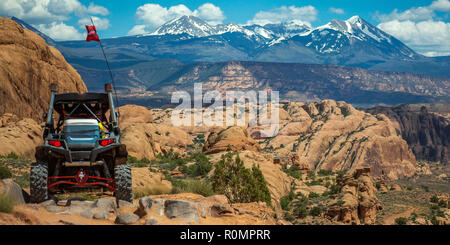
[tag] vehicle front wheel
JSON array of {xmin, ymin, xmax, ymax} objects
[
  {"xmin": 30, "ymin": 162, "xmax": 48, "ymax": 203},
  {"xmin": 114, "ymin": 165, "xmax": 132, "ymax": 202}
]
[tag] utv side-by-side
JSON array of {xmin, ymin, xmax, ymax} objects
[{"xmin": 30, "ymin": 83, "xmax": 132, "ymax": 203}]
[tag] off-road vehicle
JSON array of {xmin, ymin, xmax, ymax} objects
[{"xmin": 30, "ymin": 83, "xmax": 131, "ymax": 203}]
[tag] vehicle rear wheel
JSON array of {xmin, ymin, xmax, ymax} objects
[
  {"xmin": 114, "ymin": 165, "xmax": 132, "ymax": 202},
  {"xmin": 30, "ymin": 162, "xmax": 48, "ymax": 203}
]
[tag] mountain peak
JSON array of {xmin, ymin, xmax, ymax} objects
[
  {"xmin": 347, "ymin": 15, "xmax": 364, "ymax": 24},
  {"xmin": 152, "ymin": 15, "xmax": 216, "ymax": 37}
]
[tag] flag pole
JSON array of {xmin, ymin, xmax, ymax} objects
[{"xmin": 90, "ymin": 17, "xmax": 120, "ymax": 110}]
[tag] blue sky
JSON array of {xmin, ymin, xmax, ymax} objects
[{"xmin": 0, "ymin": 0, "xmax": 449, "ymax": 56}]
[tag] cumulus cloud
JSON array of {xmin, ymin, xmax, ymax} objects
[
  {"xmin": 78, "ymin": 16, "xmax": 110, "ymax": 30},
  {"xmin": 193, "ymin": 3, "xmax": 225, "ymax": 25},
  {"xmin": 128, "ymin": 3, "xmax": 225, "ymax": 35},
  {"xmin": 378, "ymin": 20, "xmax": 450, "ymax": 56},
  {"xmin": 127, "ymin": 25, "xmax": 147, "ymax": 36},
  {"xmin": 246, "ymin": 5, "xmax": 318, "ymax": 26},
  {"xmin": 87, "ymin": 3, "xmax": 109, "ymax": 16},
  {"xmin": 35, "ymin": 22, "xmax": 84, "ymax": 40},
  {"xmin": 0, "ymin": 0, "xmax": 111, "ymax": 40},
  {"xmin": 329, "ymin": 7, "xmax": 345, "ymax": 15},
  {"xmin": 376, "ymin": 0, "xmax": 450, "ymax": 56}
]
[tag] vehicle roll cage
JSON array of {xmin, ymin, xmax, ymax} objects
[{"xmin": 43, "ymin": 84, "xmax": 120, "ymax": 138}]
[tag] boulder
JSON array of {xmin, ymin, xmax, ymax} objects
[
  {"xmin": 115, "ymin": 213, "xmax": 140, "ymax": 225},
  {"xmin": 203, "ymin": 126, "xmax": 261, "ymax": 154},
  {"xmin": 164, "ymin": 200, "xmax": 200, "ymax": 223},
  {"xmin": 0, "ymin": 179, "xmax": 25, "ymax": 205}
]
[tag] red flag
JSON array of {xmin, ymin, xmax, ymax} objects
[{"xmin": 85, "ymin": 25, "xmax": 100, "ymax": 42}]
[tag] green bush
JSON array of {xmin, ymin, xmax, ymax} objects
[
  {"xmin": 127, "ymin": 155, "xmax": 151, "ymax": 167},
  {"xmin": 430, "ymin": 195, "xmax": 439, "ymax": 203},
  {"xmin": 171, "ymin": 180, "xmax": 215, "ymax": 197},
  {"xmin": 292, "ymin": 195, "xmax": 309, "ymax": 218},
  {"xmin": 310, "ymin": 206, "xmax": 323, "ymax": 216},
  {"xmin": 0, "ymin": 166, "xmax": 12, "ymax": 180},
  {"xmin": 280, "ymin": 191, "xmax": 295, "ymax": 211},
  {"xmin": 212, "ymin": 152, "xmax": 272, "ymax": 207},
  {"xmin": 0, "ymin": 194, "xmax": 14, "ymax": 213},
  {"xmin": 308, "ymin": 192, "xmax": 320, "ymax": 199},
  {"xmin": 282, "ymin": 165, "xmax": 302, "ymax": 179},
  {"xmin": 6, "ymin": 152, "xmax": 19, "ymax": 160},
  {"xmin": 395, "ymin": 217, "xmax": 408, "ymax": 225},
  {"xmin": 180, "ymin": 152, "xmax": 212, "ymax": 177},
  {"xmin": 317, "ymin": 169, "xmax": 333, "ymax": 176}
]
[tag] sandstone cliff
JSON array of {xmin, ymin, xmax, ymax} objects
[
  {"xmin": 0, "ymin": 17, "xmax": 87, "ymax": 121},
  {"xmin": 365, "ymin": 105, "xmax": 449, "ymax": 164},
  {"xmin": 264, "ymin": 100, "xmax": 417, "ymax": 180}
]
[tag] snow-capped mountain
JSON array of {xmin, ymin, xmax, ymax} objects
[
  {"xmin": 142, "ymin": 15, "xmax": 417, "ymax": 59},
  {"xmin": 300, "ymin": 16, "xmax": 417, "ymax": 57},
  {"xmin": 150, "ymin": 15, "xmax": 217, "ymax": 37}
]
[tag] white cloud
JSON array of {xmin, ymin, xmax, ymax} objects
[
  {"xmin": 246, "ymin": 5, "xmax": 317, "ymax": 26},
  {"xmin": 129, "ymin": 3, "xmax": 226, "ymax": 35},
  {"xmin": 430, "ymin": 0, "xmax": 450, "ymax": 12},
  {"xmin": 87, "ymin": 3, "xmax": 109, "ymax": 16},
  {"xmin": 329, "ymin": 7, "xmax": 345, "ymax": 15},
  {"xmin": 376, "ymin": 0, "xmax": 450, "ymax": 56},
  {"xmin": 127, "ymin": 25, "xmax": 147, "ymax": 35},
  {"xmin": 193, "ymin": 3, "xmax": 225, "ymax": 25},
  {"xmin": 378, "ymin": 20, "xmax": 450, "ymax": 56},
  {"xmin": 78, "ymin": 16, "xmax": 110, "ymax": 30},
  {"xmin": 0, "ymin": 0, "xmax": 111, "ymax": 40},
  {"xmin": 35, "ymin": 22, "xmax": 84, "ymax": 40}
]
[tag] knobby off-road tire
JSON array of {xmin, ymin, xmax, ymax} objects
[
  {"xmin": 30, "ymin": 162, "xmax": 48, "ymax": 203},
  {"xmin": 114, "ymin": 165, "xmax": 132, "ymax": 202}
]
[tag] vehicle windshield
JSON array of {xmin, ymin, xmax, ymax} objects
[{"xmin": 63, "ymin": 125, "xmax": 99, "ymax": 138}]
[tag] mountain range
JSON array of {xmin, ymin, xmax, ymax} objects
[{"xmin": 9, "ymin": 15, "xmax": 450, "ymax": 106}]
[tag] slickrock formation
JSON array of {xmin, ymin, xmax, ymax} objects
[
  {"xmin": 0, "ymin": 17, "xmax": 87, "ymax": 121},
  {"xmin": 203, "ymin": 126, "xmax": 261, "ymax": 154},
  {"xmin": 326, "ymin": 168, "xmax": 381, "ymax": 225},
  {"xmin": 268, "ymin": 100, "xmax": 417, "ymax": 180},
  {"xmin": 118, "ymin": 105, "xmax": 192, "ymax": 160},
  {"xmin": 365, "ymin": 105, "xmax": 449, "ymax": 164},
  {"xmin": 0, "ymin": 113, "xmax": 42, "ymax": 158}
]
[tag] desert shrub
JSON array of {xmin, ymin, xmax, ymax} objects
[
  {"xmin": 283, "ymin": 211, "xmax": 295, "ymax": 222},
  {"xmin": 133, "ymin": 186, "xmax": 170, "ymax": 198},
  {"xmin": 310, "ymin": 206, "xmax": 323, "ymax": 216},
  {"xmin": 212, "ymin": 152, "xmax": 272, "ymax": 207},
  {"xmin": 282, "ymin": 165, "xmax": 302, "ymax": 179},
  {"xmin": 375, "ymin": 182, "xmax": 381, "ymax": 189},
  {"xmin": 438, "ymin": 199, "xmax": 447, "ymax": 208},
  {"xmin": 0, "ymin": 166, "xmax": 12, "ymax": 179},
  {"xmin": 430, "ymin": 195, "xmax": 439, "ymax": 203},
  {"xmin": 280, "ymin": 191, "xmax": 295, "ymax": 211},
  {"xmin": 151, "ymin": 151, "xmax": 187, "ymax": 170},
  {"xmin": 395, "ymin": 217, "xmax": 408, "ymax": 225},
  {"xmin": 308, "ymin": 192, "xmax": 320, "ymax": 199},
  {"xmin": 127, "ymin": 155, "xmax": 151, "ymax": 167},
  {"xmin": 171, "ymin": 180, "xmax": 215, "ymax": 197},
  {"xmin": 180, "ymin": 152, "xmax": 212, "ymax": 177},
  {"xmin": 292, "ymin": 194, "xmax": 309, "ymax": 218},
  {"xmin": 6, "ymin": 152, "xmax": 19, "ymax": 160},
  {"xmin": 317, "ymin": 169, "xmax": 333, "ymax": 176},
  {"xmin": 0, "ymin": 194, "xmax": 14, "ymax": 213}
]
